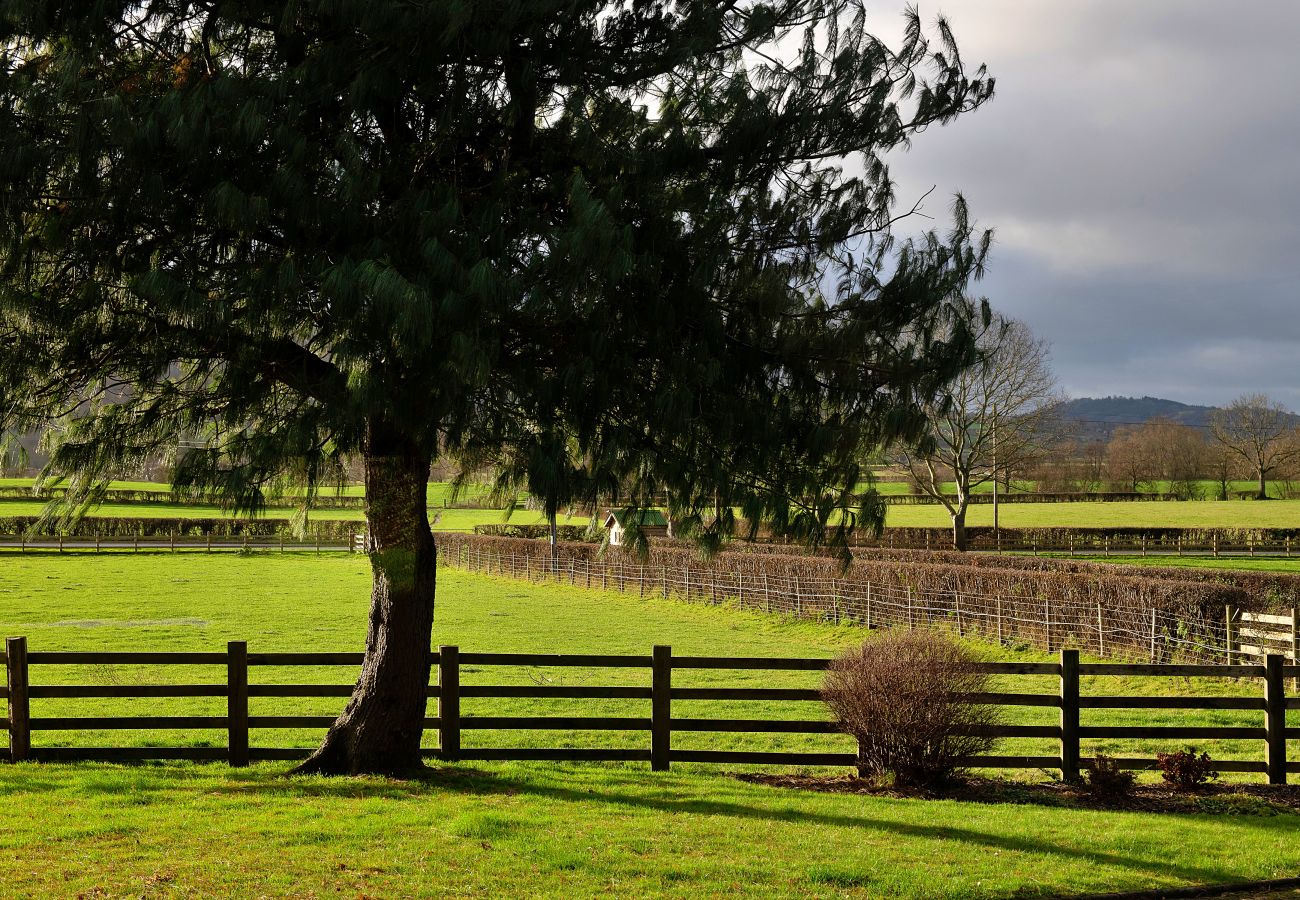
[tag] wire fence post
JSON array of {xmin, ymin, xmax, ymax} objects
[
  {"xmin": 1096, "ymin": 601, "xmax": 1105, "ymax": 657},
  {"xmin": 1225, "ymin": 606, "xmax": 1236, "ymax": 667}
]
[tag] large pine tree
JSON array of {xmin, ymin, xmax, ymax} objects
[{"xmin": 0, "ymin": 1, "xmax": 993, "ymax": 774}]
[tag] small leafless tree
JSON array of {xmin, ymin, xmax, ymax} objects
[
  {"xmin": 1105, "ymin": 425, "xmax": 1158, "ymax": 493},
  {"xmin": 1209, "ymin": 394, "xmax": 1300, "ymax": 500},
  {"xmin": 822, "ymin": 630, "xmax": 1000, "ymax": 789},
  {"xmin": 896, "ymin": 311, "xmax": 1061, "ymax": 550}
]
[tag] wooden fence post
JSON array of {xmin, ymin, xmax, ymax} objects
[
  {"xmin": 5, "ymin": 636, "xmax": 30, "ymax": 763},
  {"xmin": 662, "ymin": 566, "xmax": 669, "ymax": 600},
  {"xmin": 1096, "ymin": 601, "xmax": 1105, "ymax": 657},
  {"xmin": 1292, "ymin": 607, "xmax": 1299, "ymax": 690},
  {"xmin": 763, "ymin": 574, "xmax": 771, "ymax": 613},
  {"xmin": 227, "ymin": 641, "xmax": 249, "ymax": 768},
  {"xmin": 1044, "ymin": 600, "xmax": 1052, "ymax": 651},
  {"xmin": 1225, "ymin": 606, "xmax": 1236, "ymax": 667},
  {"xmin": 1148, "ymin": 609, "xmax": 1157, "ymax": 663},
  {"xmin": 439, "ymin": 645, "xmax": 461, "ymax": 762},
  {"xmin": 651, "ymin": 645, "xmax": 672, "ymax": 772},
  {"xmin": 954, "ymin": 590, "xmax": 963, "ymax": 636},
  {"xmin": 865, "ymin": 583, "xmax": 872, "ymax": 629},
  {"xmin": 1264, "ymin": 653, "xmax": 1286, "ymax": 785},
  {"xmin": 1059, "ymin": 649, "xmax": 1080, "ymax": 782},
  {"xmin": 996, "ymin": 597, "xmax": 1003, "ymax": 646}
]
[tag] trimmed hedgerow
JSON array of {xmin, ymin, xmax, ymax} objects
[
  {"xmin": 0, "ymin": 516, "xmax": 359, "ymax": 540},
  {"xmin": 436, "ymin": 534, "xmax": 1248, "ymax": 662}
]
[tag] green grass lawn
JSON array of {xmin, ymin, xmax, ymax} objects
[
  {"xmin": 885, "ymin": 498, "xmax": 1300, "ymax": 530},
  {"xmin": 6, "ymin": 492, "xmax": 1298, "ymax": 532},
  {"xmin": 1086, "ymin": 555, "xmax": 1300, "ymax": 575},
  {"xmin": 1, "ymin": 554, "xmax": 1298, "ymax": 896},
  {"xmin": 0, "ymin": 499, "xmax": 586, "ymax": 531},
  {"xmin": 3, "ymin": 762, "xmax": 1297, "ymax": 899}
]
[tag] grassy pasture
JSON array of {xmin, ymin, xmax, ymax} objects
[
  {"xmin": 1088, "ymin": 556, "xmax": 1300, "ymax": 575},
  {"xmin": 884, "ymin": 499, "xmax": 1300, "ymax": 530},
  {"xmin": 1, "ymin": 554, "xmax": 1298, "ymax": 896},
  {"xmin": 5, "ymin": 493, "xmax": 1300, "ymax": 532},
  {"xmin": 0, "ymin": 553, "xmax": 1294, "ymax": 766}
]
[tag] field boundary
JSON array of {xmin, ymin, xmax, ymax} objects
[
  {"xmin": 4, "ymin": 637, "xmax": 1296, "ymax": 782},
  {"xmin": 436, "ymin": 538, "xmax": 1295, "ymax": 667}
]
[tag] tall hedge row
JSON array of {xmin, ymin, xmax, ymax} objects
[
  {"xmin": 0, "ymin": 516, "xmax": 359, "ymax": 540},
  {"xmin": 435, "ymin": 533, "xmax": 1248, "ymax": 662}
]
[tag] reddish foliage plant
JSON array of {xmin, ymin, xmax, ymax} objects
[{"xmin": 821, "ymin": 630, "xmax": 1000, "ymax": 789}]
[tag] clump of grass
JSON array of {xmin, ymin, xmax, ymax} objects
[{"xmin": 446, "ymin": 811, "xmax": 520, "ymax": 840}]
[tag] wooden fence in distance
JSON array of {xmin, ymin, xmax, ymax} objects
[
  {"xmin": 4, "ymin": 637, "xmax": 1297, "ymax": 783},
  {"xmin": 0, "ymin": 534, "xmax": 355, "ymax": 554}
]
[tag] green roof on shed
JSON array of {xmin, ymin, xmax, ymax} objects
[{"xmin": 605, "ymin": 509, "xmax": 668, "ymax": 528}]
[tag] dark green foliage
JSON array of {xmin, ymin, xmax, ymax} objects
[
  {"xmin": 1156, "ymin": 748, "xmax": 1220, "ymax": 790},
  {"xmin": 472, "ymin": 523, "xmax": 593, "ymax": 542},
  {"xmin": 0, "ymin": 0, "xmax": 993, "ymax": 550},
  {"xmin": 0, "ymin": 1, "xmax": 995, "ymax": 770},
  {"xmin": 1084, "ymin": 754, "xmax": 1136, "ymax": 800}
]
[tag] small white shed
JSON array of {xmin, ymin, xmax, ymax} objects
[{"xmin": 603, "ymin": 509, "xmax": 669, "ymax": 546}]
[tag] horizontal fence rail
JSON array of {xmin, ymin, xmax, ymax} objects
[{"xmin": 4, "ymin": 637, "xmax": 1296, "ymax": 783}]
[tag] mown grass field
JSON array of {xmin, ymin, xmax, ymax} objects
[
  {"xmin": 1, "ymin": 553, "xmax": 1298, "ymax": 896},
  {"xmin": 5, "ymin": 493, "xmax": 1300, "ymax": 532},
  {"xmin": 885, "ymin": 499, "xmax": 1300, "ymax": 530},
  {"xmin": 1082, "ymin": 556, "xmax": 1300, "ymax": 575}
]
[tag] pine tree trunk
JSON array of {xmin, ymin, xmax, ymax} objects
[
  {"xmin": 295, "ymin": 426, "xmax": 435, "ymax": 776},
  {"xmin": 952, "ymin": 511, "xmax": 969, "ymax": 552}
]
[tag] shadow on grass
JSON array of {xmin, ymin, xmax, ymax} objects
[{"xmin": 3, "ymin": 759, "xmax": 1285, "ymax": 887}]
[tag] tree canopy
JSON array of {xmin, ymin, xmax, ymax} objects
[{"xmin": 0, "ymin": 0, "xmax": 994, "ymax": 773}]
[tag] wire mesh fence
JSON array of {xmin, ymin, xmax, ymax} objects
[{"xmin": 435, "ymin": 539, "xmax": 1280, "ymax": 666}]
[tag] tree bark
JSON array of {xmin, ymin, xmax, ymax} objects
[
  {"xmin": 1257, "ymin": 468, "xmax": 1269, "ymax": 500},
  {"xmin": 952, "ymin": 510, "xmax": 969, "ymax": 552},
  {"xmin": 295, "ymin": 424, "xmax": 435, "ymax": 776}
]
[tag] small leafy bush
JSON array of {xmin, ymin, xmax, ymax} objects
[
  {"xmin": 1156, "ymin": 748, "xmax": 1219, "ymax": 789},
  {"xmin": 821, "ymin": 630, "xmax": 999, "ymax": 789},
  {"xmin": 1084, "ymin": 754, "xmax": 1135, "ymax": 800}
]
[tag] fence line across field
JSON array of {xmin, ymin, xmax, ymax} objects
[
  {"xmin": 436, "ymin": 543, "xmax": 1298, "ymax": 668},
  {"xmin": 4, "ymin": 637, "xmax": 1296, "ymax": 783},
  {"xmin": 0, "ymin": 533, "xmax": 355, "ymax": 554}
]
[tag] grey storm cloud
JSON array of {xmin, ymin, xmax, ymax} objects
[{"xmin": 876, "ymin": 0, "xmax": 1300, "ymax": 408}]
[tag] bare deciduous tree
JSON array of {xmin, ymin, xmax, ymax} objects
[
  {"xmin": 1104, "ymin": 419, "xmax": 1207, "ymax": 499},
  {"xmin": 897, "ymin": 312, "xmax": 1060, "ymax": 550},
  {"xmin": 1209, "ymin": 394, "xmax": 1300, "ymax": 500}
]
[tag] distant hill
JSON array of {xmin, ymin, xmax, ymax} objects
[{"xmin": 1055, "ymin": 396, "xmax": 1218, "ymax": 440}]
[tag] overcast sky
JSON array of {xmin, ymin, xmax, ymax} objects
[{"xmin": 879, "ymin": 1, "xmax": 1300, "ymax": 409}]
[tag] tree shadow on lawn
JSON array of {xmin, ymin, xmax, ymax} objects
[
  {"xmin": 6, "ymin": 761, "xmax": 1287, "ymax": 887},
  {"xmin": 228, "ymin": 762, "xmax": 1279, "ymax": 886}
]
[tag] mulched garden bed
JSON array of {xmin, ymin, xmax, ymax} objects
[{"xmin": 733, "ymin": 773, "xmax": 1300, "ymax": 816}]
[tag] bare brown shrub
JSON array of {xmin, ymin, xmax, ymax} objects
[{"xmin": 820, "ymin": 630, "xmax": 999, "ymax": 789}]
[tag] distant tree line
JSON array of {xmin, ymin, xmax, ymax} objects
[{"xmin": 1032, "ymin": 394, "xmax": 1300, "ymax": 501}]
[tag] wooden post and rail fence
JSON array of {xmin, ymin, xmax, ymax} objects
[{"xmin": 4, "ymin": 637, "xmax": 1298, "ymax": 783}]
